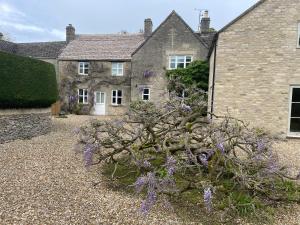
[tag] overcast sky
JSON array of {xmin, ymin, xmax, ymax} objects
[{"xmin": 0, "ymin": 0, "xmax": 258, "ymax": 43}]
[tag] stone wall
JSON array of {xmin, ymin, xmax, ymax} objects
[
  {"xmin": 0, "ymin": 108, "xmax": 52, "ymax": 144},
  {"xmin": 209, "ymin": 0, "xmax": 300, "ymax": 137},
  {"xmin": 131, "ymin": 12, "xmax": 208, "ymax": 103}
]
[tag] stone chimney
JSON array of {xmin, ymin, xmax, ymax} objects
[
  {"xmin": 144, "ymin": 18, "xmax": 153, "ymax": 38},
  {"xmin": 200, "ymin": 10, "xmax": 210, "ymax": 33},
  {"xmin": 0, "ymin": 33, "xmax": 3, "ymax": 40},
  {"xmin": 66, "ymin": 24, "xmax": 75, "ymax": 43}
]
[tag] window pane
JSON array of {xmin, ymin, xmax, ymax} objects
[
  {"xmin": 177, "ymin": 63, "xmax": 184, "ymax": 68},
  {"xmin": 291, "ymin": 103, "xmax": 300, "ymax": 117},
  {"xmin": 79, "ymin": 96, "xmax": 83, "ymax": 103},
  {"xmin": 143, "ymin": 95, "xmax": 149, "ymax": 100},
  {"xmin": 118, "ymin": 90, "xmax": 122, "ymax": 97},
  {"xmin": 292, "ymin": 88, "xmax": 300, "ymax": 102},
  {"xmin": 290, "ymin": 118, "xmax": 300, "ymax": 132},
  {"xmin": 186, "ymin": 56, "xmax": 192, "ymax": 62},
  {"xmin": 84, "ymin": 68, "xmax": 89, "ymax": 74},
  {"xmin": 112, "ymin": 97, "xmax": 116, "ymax": 104},
  {"xmin": 112, "ymin": 90, "xmax": 116, "ymax": 97},
  {"xmin": 117, "ymin": 98, "xmax": 122, "ymax": 105},
  {"xmin": 143, "ymin": 88, "xmax": 149, "ymax": 94},
  {"xmin": 112, "ymin": 63, "xmax": 117, "ymax": 69},
  {"xmin": 84, "ymin": 96, "xmax": 88, "ymax": 103},
  {"xmin": 177, "ymin": 56, "xmax": 185, "ymax": 62},
  {"xmin": 79, "ymin": 89, "xmax": 83, "ymax": 95},
  {"xmin": 170, "ymin": 63, "xmax": 176, "ymax": 69},
  {"xmin": 101, "ymin": 93, "xmax": 105, "ymax": 104},
  {"xmin": 84, "ymin": 62, "xmax": 89, "ymax": 68}
]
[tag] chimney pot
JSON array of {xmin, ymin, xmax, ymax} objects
[
  {"xmin": 144, "ymin": 18, "xmax": 153, "ymax": 39},
  {"xmin": 200, "ymin": 10, "xmax": 210, "ymax": 33},
  {"xmin": 66, "ymin": 24, "xmax": 76, "ymax": 43}
]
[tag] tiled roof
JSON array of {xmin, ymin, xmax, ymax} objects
[
  {"xmin": 195, "ymin": 32, "xmax": 217, "ymax": 49},
  {"xmin": 59, "ymin": 34, "xmax": 145, "ymax": 60},
  {"xmin": 0, "ymin": 40, "xmax": 66, "ymax": 58},
  {"xmin": 17, "ymin": 41, "xmax": 66, "ymax": 58}
]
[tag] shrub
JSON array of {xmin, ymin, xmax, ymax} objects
[
  {"xmin": 76, "ymin": 88, "xmax": 300, "ymax": 222},
  {"xmin": 0, "ymin": 51, "xmax": 58, "ymax": 108},
  {"xmin": 166, "ymin": 60, "xmax": 209, "ymax": 92}
]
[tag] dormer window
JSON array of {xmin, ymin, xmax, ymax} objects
[
  {"xmin": 169, "ymin": 56, "xmax": 192, "ymax": 69},
  {"xmin": 78, "ymin": 62, "xmax": 89, "ymax": 75}
]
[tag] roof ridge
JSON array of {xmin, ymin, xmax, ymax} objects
[
  {"xmin": 218, "ymin": 0, "xmax": 267, "ymax": 33},
  {"xmin": 132, "ymin": 10, "xmax": 208, "ymax": 56}
]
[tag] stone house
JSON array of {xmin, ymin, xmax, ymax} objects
[
  {"xmin": 208, "ymin": 0, "xmax": 300, "ymax": 137},
  {"xmin": 58, "ymin": 11, "xmax": 215, "ymax": 115},
  {"xmin": 131, "ymin": 11, "xmax": 214, "ymax": 103}
]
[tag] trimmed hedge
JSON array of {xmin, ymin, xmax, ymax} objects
[{"xmin": 0, "ymin": 51, "xmax": 58, "ymax": 108}]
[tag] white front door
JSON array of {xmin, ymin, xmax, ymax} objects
[{"xmin": 94, "ymin": 91, "xmax": 106, "ymax": 115}]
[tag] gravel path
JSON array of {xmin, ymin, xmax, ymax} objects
[
  {"xmin": 0, "ymin": 115, "xmax": 299, "ymax": 225},
  {"xmin": 0, "ymin": 115, "xmax": 182, "ymax": 225}
]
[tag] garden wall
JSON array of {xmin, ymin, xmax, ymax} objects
[{"xmin": 0, "ymin": 108, "xmax": 52, "ymax": 144}]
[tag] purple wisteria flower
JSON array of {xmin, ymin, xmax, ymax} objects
[
  {"xmin": 216, "ymin": 142, "xmax": 225, "ymax": 154},
  {"xmin": 139, "ymin": 172, "xmax": 158, "ymax": 215},
  {"xmin": 83, "ymin": 143, "xmax": 95, "ymax": 167},
  {"xmin": 135, "ymin": 176, "xmax": 147, "ymax": 193},
  {"xmin": 257, "ymin": 139, "xmax": 266, "ymax": 152},
  {"xmin": 164, "ymin": 156, "xmax": 177, "ymax": 176},
  {"xmin": 136, "ymin": 160, "xmax": 152, "ymax": 169},
  {"xmin": 181, "ymin": 104, "xmax": 192, "ymax": 112},
  {"xmin": 69, "ymin": 95, "xmax": 77, "ymax": 103},
  {"xmin": 143, "ymin": 70, "xmax": 156, "ymax": 78},
  {"xmin": 203, "ymin": 187, "xmax": 213, "ymax": 212},
  {"xmin": 198, "ymin": 153, "xmax": 208, "ymax": 167}
]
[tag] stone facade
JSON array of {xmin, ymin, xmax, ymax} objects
[
  {"xmin": 208, "ymin": 0, "xmax": 300, "ymax": 136},
  {"xmin": 0, "ymin": 109, "xmax": 52, "ymax": 144},
  {"xmin": 58, "ymin": 60, "xmax": 131, "ymax": 115},
  {"xmin": 131, "ymin": 11, "xmax": 209, "ymax": 103}
]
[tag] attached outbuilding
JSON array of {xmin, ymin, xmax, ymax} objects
[{"xmin": 208, "ymin": 0, "xmax": 300, "ymax": 137}]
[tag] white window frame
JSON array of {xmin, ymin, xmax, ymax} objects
[
  {"xmin": 142, "ymin": 88, "xmax": 150, "ymax": 101},
  {"xmin": 169, "ymin": 55, "xmax": 193, "ymax": 70},
  {"xmin": 111, "ymin": 90, "xmax": 123, "ymax": 105},
  {"xmin": 78, "ymin": 62, "xmax": 89, "ymax": 75},
  {"xmin": 78, "ymin": 89, "xmax": 88, "ymax": 104},
  {"xmin": 112, "ymin": 62, "xmax": 124, "ymax": 76}
]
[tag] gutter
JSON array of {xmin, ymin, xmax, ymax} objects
[{"xmin": 210, "ymin": 33, "xmax": 218, "ymax": 119}]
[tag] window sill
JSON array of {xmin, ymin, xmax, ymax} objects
[
  {"xmin": 78, "ymin": 74, "xmax": 89, "ymax": 76},
  {"xmin": 111, "ymin": 104, "xmax": 124, "ymax": 107},
  {"xmin": 286, "ymin": 134, "xmax": 300, "ymax": 139}
]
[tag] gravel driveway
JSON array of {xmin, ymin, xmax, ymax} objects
[{"xmin": 0, "ymin": 115, "xmax": 299, "ymax": 225}]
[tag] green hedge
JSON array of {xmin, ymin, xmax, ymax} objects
[{"xmin": 0, "ymin": 51, "xmax": 58, "ymax": 108}]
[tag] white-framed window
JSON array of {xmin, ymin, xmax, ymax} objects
[
  {"xmin": 169, "ymin": 56, "xmax": 192, "ymax": 69},
  {"xmin": 288, "ymin": 86, "xmax": 300, "ymax": 135},
  {"xmin": 142, "ymin": 88, "xmax": 150, "ymax": 101},
  {"xmin": 78, "ymin": 89, "xmax": 88, "ymax": 104},
  {"xmin": 112, "ymin": 62, "xmax": 124, "ymax": 76},
  {"xmin": 78, "ymin": 62, "xmax": 89, "ymax": 75},
  {"xmin": 297, "ymin": 23, "xmax": 300, "ymax": 48},
  {"xmin": 112, "ymin": 90, "xmax": 122, "ymax": 105}
]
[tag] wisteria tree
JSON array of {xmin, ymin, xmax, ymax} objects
[{"xmin": 76, "ymin": 86, "xmax": 300, "ymax": 219}]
